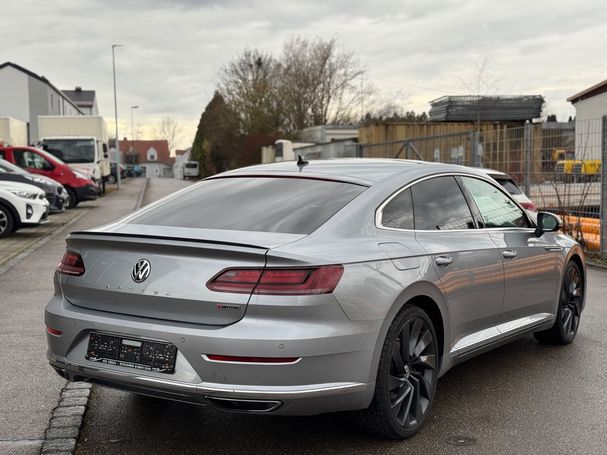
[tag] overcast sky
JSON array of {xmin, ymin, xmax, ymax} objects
[{"xmin": 3, "ymin": 0, "xmax": 607, "ymax": 149}]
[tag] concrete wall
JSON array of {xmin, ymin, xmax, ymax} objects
[{"xmin": 573, "ymin": 93, "xmax": 607, "ymax": 160}]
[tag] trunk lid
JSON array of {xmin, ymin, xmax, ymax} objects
[{"xmin": 60, "ymin": 227, "xmax": 305, "ymax": 325}]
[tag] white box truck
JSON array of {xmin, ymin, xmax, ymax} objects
[
  {"xmin": 0, "ymin": 117, "xmax": 28, "ymax": 147},
  {"xmin": 37, "ymin": 116, "xmax": 111, "ymax": 191}
]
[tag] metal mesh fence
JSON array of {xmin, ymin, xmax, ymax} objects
[{"xmin": 358, "ymin": 119, "xmax": 605, "ymax": 258}]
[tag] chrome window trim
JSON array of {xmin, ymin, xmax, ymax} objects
[{"xmin": 375, "ymin": 172, "xmax": 534, "ymax": 233}]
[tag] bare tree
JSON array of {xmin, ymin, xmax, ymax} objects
[
  {"xmin": 280, "ymin": 37, "xmax": 364, "ymax": 133},
  {"xmin": 217, "ymin": 50, "xmax": 283, "ymax": 135},
  {"xmin": 154, "ymin": 116, "xmax": 183, "ymax": 152}
]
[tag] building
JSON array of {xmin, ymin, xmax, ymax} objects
[
  {"xmin": 62, "ymin": 87, "xmax": 99, "ymax": 115},
  {"xmin": 119, "ymin": 138, "xmax": 174, "ymax": 178},
  {"xmin": 0, "ymin": 62, "xmax": 84, "ymax": 143},
  {"xmin": 568, "ymin": 80, "xmax": 607, "ymax": 160}
]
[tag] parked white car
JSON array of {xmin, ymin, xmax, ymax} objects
[{"xmin": 0, "ymin": 181, "xmax": 50, "ymax": 238}]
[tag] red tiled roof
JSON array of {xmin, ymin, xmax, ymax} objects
[{"xmin": 119, "ymin": 138, "xmax": 174, "ymax": 164}]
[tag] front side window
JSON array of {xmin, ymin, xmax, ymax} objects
[
  {"xmin": 382, "ymin": 188, "xmax": 414, "ymax": 230},
  {"xmin": 460, "ymin": 177, "xmax": 529, "ymax": 228},
  {"xmin": 13, "ymin": 150, "xmax": 45, "ymax": 170},
  {"xmin": 411, "ymin": 176, "xmax": 475, "ymax": 230}
]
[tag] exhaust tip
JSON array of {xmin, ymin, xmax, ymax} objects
[{"xmin": 205, "ymin": 396, "xmax": 282, "ymax": 413}]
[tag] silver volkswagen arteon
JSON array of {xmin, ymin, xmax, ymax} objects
[{"xmin": 45, "ymin": 159, "xmax": 586, "ymax": 439}]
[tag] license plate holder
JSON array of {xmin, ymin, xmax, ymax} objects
[{"xmin": 86, "ymin": 332, "xmax": 177, "ymax": 374}]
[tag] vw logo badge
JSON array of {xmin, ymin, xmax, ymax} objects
[{"xmin": 131, "ymin": 258, "xmax": 151, "ymax": 283}]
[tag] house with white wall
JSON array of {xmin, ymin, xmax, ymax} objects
[
  {"xmin": 0, "ymin": 62, "xmax": 84, "ymax": 143},
  {"xmin": 568, "ymin": 80, "xmax": 607, "ymax": 160}
]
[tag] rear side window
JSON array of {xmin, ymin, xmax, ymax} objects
[
  {"xmin": 127, "ymin": 177, "xmax": 366, "ymax": 234},
  {"xmin": 382, "ymin": 188, "xmax": 414, "ymax": 229},
  {"xmin": 411, "ymin": 176, "xmax": 475, "ymax": 230}
]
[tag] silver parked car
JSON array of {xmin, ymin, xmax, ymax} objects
[{"xmin": 45, "ymin": 159, "xmax": 585, "ymax": 439}]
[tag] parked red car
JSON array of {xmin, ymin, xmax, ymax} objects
[{"xmin": 0, "ymin": 146, "xmax": 98, "ymax": 208}]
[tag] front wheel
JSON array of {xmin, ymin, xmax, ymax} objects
[
  {"xmin": 534, "ymin": 260, "xmax": 584, "ymax": 345},
  {"xmin": 356, "ymin": 305, "xmax": 438, "ymax": 439},
  {"xmin": 65, "ymin": 187, "xmax": 78, "ymax": 209}
]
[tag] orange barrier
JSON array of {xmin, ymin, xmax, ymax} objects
[{"xmin": 563, "ymin": 215, "xmax": 601, "ymax": 250}]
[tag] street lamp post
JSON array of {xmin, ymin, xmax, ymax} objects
[
  {"xmin": 112, "ymin": 44, "xmax": 124, "ymax": 189},
  {"xmin": 130, "ymin": 105, "xmax": 139, "ymax": 162}
]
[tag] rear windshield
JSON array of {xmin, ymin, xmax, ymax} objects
[
  {"xmin": 493, "ymin": 177, "xmax": 522, "ymax": 195},
  {"xmin": 127, "ymin": 177, "xmax": 366, "ymax": 234}
]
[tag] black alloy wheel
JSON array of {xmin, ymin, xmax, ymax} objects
[
  {"xmin": 535, "ymin": 260, "xmax": 584, "ymax": 345},
  {"xmin": 357, "ymin": 305, "xmax": 438, "ymax": 439}
]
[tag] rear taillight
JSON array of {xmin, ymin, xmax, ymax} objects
[
  {"xmin": 57, "ymin": 251, "xmax": 85, "ymax": 276},
  {"xmin": 207, "ymin": 265, "xmax": 344, "ymax": 295},
  {"xmin": 520, "ymin": 201, "xmax": 538, "ymax": 212}
]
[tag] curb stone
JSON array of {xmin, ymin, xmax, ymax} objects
[{"xmin": 39, "ymin": 179, "xmax": 149, "ymax": 455}]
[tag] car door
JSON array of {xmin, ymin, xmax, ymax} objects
[
  {"xmin": 458, "ymin": 176, "xmax": 560, "ymax": 325},
  {"xmin": 409, "ymin": 176, "xmax": 505, "ymax": 355}
]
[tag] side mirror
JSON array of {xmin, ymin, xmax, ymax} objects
[
  {"xmin": 535, "ymin": 212, "xmax": 562, "ymax": 237},
  {"xmin": 42, "ymin": 161, "xmax": 54, "ymax": 171}
]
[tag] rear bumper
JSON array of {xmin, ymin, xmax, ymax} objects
[
  {"xmin": 45, "ymin": 294, "xmax": 379, "ymax": 415},
  {"xmin": 74, "ymin": 184, "xmax": 99, "ymax": 202}
]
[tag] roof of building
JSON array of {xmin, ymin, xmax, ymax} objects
[
  {"xmin": 119, "ymin": 138, "xmax": 174, "ymax": 165},
  {"xmin": 0, "ymin": 62, "xmax": 84, "ymax": 114},
  {"xmin": 62, "ymin": 87, "xmax": 96, "ymax": 107},
  {"xmin": 567, "ymin": 79, "xmax": 607, "ymax": 104}
]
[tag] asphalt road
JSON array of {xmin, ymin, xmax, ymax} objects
[{"xmin": 76, "ymin": 264, "xmax": 607, "ymax": 454}]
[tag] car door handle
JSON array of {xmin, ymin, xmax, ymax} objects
[
  {"xmin": 435, "ymin": 256, "xmax": 453, "ymax": 266},
  {"xmin": 543, "ymin": 245, "xmax": 563, "ymax": 251},
  {"xmin": 502, "ymin": 250, "xmax": 517, "ymax": 259}
]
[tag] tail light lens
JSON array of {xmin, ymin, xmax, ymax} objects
[
  {"xmin": 57, "ymin": 251, "xmax": 85, "ymax": 276},
  {"xmin": 520, "ymin": 201, "xmax": 538, "ymax": 213},
  {"xmin": 207, "ymin": 265, "xmax": 344, "ymax": 295}
]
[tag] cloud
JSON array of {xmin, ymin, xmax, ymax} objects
[{"xmin": 2, "ymin": 0, "xmax": 606, "ymax": 148}]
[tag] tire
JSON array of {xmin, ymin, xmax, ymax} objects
[
  {"xmin": 534, "ymin": 261, "xmax": 584, "ymax": 345},
  {"xmin": 355, "ymin": 305, "xmax": 439, "ymax": 439},
  {"xmin": 0, "ymin": 204, "xmax": 15, "ymax": 238},
  {"xmin": 107, "ymin": 174, "xmax": 116, "ymax": 184},
  {"xmin": 66, "ymin": 187, "xmax": 79, "ymax": 209}
]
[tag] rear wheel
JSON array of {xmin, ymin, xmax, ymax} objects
[
  {"xmin": 66, "ymin": 187, "xmax": 78, "ymax": 209},
  {"xmin": 356, "ymin": 305, "xmax": 438, "ymax": 439},
  {"xmin": 534, "ymin": 260, "xmax": 583, "ymax": 345},
  {"xmin": 0, "ymin": 205, "xmax": 15, "ymax": 238}
]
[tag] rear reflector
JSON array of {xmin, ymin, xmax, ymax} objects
[
  {"xmin": 46, "ymin": 327, "xmax": 62, "ymax": 336},
  {"xmin": 57, "ymin": 251, "xmax": 85, "ymax": 276},
  {"xmin": 207, "ymin": 265, "xmax": 344, "ymax": 295},
  {"xmin": 205, "ymin": 354, "xmax": 299, "ymax": 364}
]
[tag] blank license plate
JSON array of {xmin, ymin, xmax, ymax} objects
[{"xmin": 86, "ymin": 332, "xmax": 177, "ymax": 374}]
